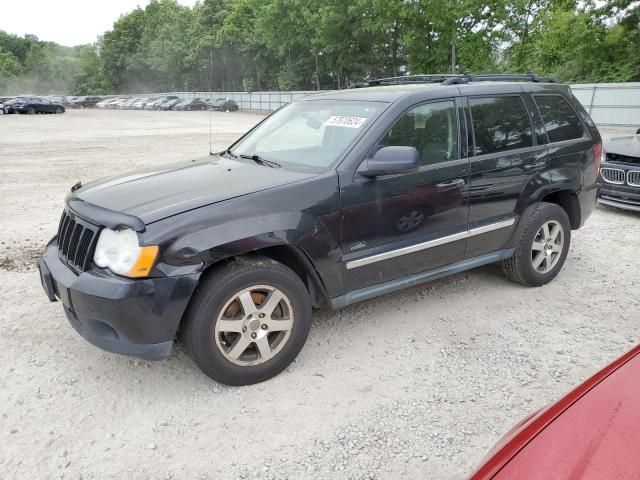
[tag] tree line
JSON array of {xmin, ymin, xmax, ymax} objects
[{"xmin": 0, "ymin": 0, "xmax": 638, "ymax": 95}]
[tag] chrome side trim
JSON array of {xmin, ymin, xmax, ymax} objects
[{"xmin": 345, "ymin": 218, "xmax": 516, "ymax": 270}]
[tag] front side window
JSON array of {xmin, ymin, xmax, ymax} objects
[
  {"xmin": 376, "ymin": 100, "xmax": 459, "ymax": 166},
  {"xmin": 470, "ymin": 96, "xmax": 533, "ymax": 155},
  {"xmin": 231, "ymin": 100, "xmax": 386, "ymax": 170},
  {"xmin": 534, "ymin": 95, "xmax": 585, "ymax": 143}
]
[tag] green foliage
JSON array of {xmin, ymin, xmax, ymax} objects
[{"xmin": 0, "ymin": 0, "xmax": 638, "ymax": 95}]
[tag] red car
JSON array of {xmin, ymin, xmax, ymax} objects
[{"xmin": 470, "ymin": 345, "xmax": 640, "ymax": 480}]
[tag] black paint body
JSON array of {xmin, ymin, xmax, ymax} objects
[{"xmin": 39, "ymin": 81, "xmax": 601, "ymax": 359}]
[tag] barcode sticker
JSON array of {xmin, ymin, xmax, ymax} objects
[{"xmin": 325, "ymin": 116, "xmax": 367, "ymax": 128}]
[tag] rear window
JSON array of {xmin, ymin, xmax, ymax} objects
[
  {"xmin": 470, "ymin": 96, "xmax": 533, "ymax": 156},
  {"xmin": 534, "ymin": 95, "xmax": 585, "ymax": 143}
]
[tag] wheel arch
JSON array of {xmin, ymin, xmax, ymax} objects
[
  {"xmin": 194, "ymin": 243, "xmax": 330, "ymax": 310},
  {"xmin": 538, "ymin": 189, "xmax": 581, "ymax": 230}
]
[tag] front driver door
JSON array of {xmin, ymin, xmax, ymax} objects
[{"xmin": 340, "ymin": 99, "xmax": 470, "ymax": 292}]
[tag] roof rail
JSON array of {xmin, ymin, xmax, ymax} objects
[{"xmin": 347, "ymin": 73, "xmax": 555, "ymax": 88}]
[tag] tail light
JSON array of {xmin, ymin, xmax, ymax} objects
[{"xmin": 592, "ymin": 142, "xmax": 603, "ymax": 175}]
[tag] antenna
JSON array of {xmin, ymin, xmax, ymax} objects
[{"xmin": 209, "ymin": 49, "xmax": 214, "ymax": 155}]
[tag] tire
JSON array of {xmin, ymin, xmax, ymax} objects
[
  {"xmin": 27, "ymin": 107, "xmax": 36, "ymax": 115},
  {"xmin": 181, "ymin": 256, "xmax": 312, "ymax": 386},
  {"xmin": 55, "ymin": 107, "xmax": 63, "ymax": 114},
  {"xmin": 502, "ymin": 202, "xmax": 571, "ymax": 287}
]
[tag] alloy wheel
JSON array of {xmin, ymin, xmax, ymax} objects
[
  {"xmin": 214, "ymin": 285, "xmax": 294, "ymax": 366},
  {"xmin": 531, "ymin": 220, "xmax": 564, "ymax": 274}
]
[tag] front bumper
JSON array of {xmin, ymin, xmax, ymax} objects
[
  {"xmin": 597, "ymin": 164, "xmax": 640, "ymax": 213},
  {"xmin": 39, "ymin": 240, "xmax": 200, "ymax": 360}
]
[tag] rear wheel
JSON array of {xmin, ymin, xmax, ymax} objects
[
  {"xmin": 181, "ymin": 256, "xmax": 312, "ymax": 385},
  {"xmin": 502, "ymin": 202, "xmax": 571, "ymax": 287},
  {"xmin": 55, "ymin": 106, "xmax": 63, "ymax": 114}
]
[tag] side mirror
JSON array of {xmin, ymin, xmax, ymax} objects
[{"xmin": 359, "ymin": 146, "xmax": 420, "ymax": 178}]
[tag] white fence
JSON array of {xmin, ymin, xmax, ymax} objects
[
  {"xmin": 156, "ymin": 83, "xmax": 640, "ymax": 128},
  {"xmin": 160, "ymin": 91, "xmax": 323, "ymax": 111},
  {"xmin": 570, "ymin": 83, "xmax": 640, "ymax": 128}
]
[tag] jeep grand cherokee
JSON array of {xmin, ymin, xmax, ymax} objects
[{"xmin": 38, "ymin": 74, "xmax": 601, "ymax": 385}]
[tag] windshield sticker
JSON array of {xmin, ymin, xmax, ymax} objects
[{"xmin": 325, "ymin": 116, "xmax": 368, "ymax": 128}]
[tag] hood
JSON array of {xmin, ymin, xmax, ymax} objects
[
  {"xmin": 73, "ymin": 155, "xmax": 316, "ymax": 224},
  {"xmin": 491, "ymin": 348, "xmax": 640, "ymax": 480},
  {"xmin": 604, "ymin": 135, "xmax": 640, "ymax": 158}
]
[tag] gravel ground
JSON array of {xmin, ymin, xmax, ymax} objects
[{"xmin": 1, "ymin": 110, "xmax": 638, "ymax": 480}]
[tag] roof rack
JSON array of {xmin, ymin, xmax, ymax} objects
[{"xmin": 348, "ymin": 73, "xmax": 555, "ymax": 88}]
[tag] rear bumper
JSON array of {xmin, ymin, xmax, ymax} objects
[{"xmin": 39, "ymin": 240, "xmax": 200, "ymax": 360}]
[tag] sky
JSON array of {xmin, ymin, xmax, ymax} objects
[{"xmin": 0, "ymin": 0, "xmax": 199, "ymax": 47}]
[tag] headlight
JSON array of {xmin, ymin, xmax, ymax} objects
[{"xmin": 93, "ymin": 228, "xmax": 158, "ymax": 278}]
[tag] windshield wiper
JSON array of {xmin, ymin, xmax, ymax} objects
[{"xmin": 239, "ymin": 153, "xmax": 281, "ymax": 168}]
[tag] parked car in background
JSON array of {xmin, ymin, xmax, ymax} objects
[
  {"xmin": 3, "ymin": 97, "xmax": 20, "ymax": 113},
  {"xmin": 131, "ymin": 97, "xmax": 158, "ymax": 110},
  {"xmin": 11, "ymin": 97, "xmax": 65, "ymax": 114},
  {"xmin": 0, "ymin": 102, "xmax": 4, "ymax": 115},
  {"xmin": 62, "ymin": 96, "xmax": 77, "ymax": 106},
  {"xmin": 206, "ymin": 97, "xmax": 228, "ymax": 111},
  {"xmin": 207, "ymin": 98, "xmax": 239, "ymax": 112},
  {"xmin": 470, "ymin": 343, "xmax": 640, "ymax": 480},
  {"xmin": 109, "ymin": 97, "xmax": 132, "ymax": 109},
  {"xmin": 70, "ymin": 96, "xmax": 103, "ymax": 108},
  {"xmin": 96, "ymin": 98, "xmax": 117, "ymax": 108},
  {"xmin": 38, "ymin": 74, "xmax": 601, "ymax": 385},
  {"xmin": 159, "ymin": 98, "xmax": 181, "ymax": 110},
  {"xmin": 597, "ymin": 128, "xmax": 640, "ymax": 212},
  {"xmin": 222, "ymin": 99, "xmax": 239, "ymax": 112},
  {"xmin": 119, "ymin": 97, "xmax": 139, "ymax": 109},
  {"xmin": 174, "ymin": 98, "xmax": 207, "ymax": 111},
  {"xmin": 146, "ymin": 96, "xmax": 179, "ymax": 110}
]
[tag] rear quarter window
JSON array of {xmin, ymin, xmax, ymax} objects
[
  {"xmin": 469, "ymin": 96, "xmax": 533, "ymax": 156},
  {"xmin": 534, "ymin": 95, "xmax": 585, "ymax": 143}
]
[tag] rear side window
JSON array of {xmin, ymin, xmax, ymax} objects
[
  {"xmin": 469, "ymin": 96, "xmax": 533, "ymax": 155},
  {"xmin": 534, "ymin": 95, "xmax": 585, "ymax": 143}
]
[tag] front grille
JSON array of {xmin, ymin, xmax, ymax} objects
[
  {"xmin": 57, "ymin": 210, "xmax": 98, "ymax": 272},
  {"xmin": 628, "ymin": 170, "xmax": 640, "ymax": 187},
  {"xmin": 600, "ymin": 167, "xmax": 626, "ymax": 185},
  {"xmin": 607, "ymin": 152, "xmax": 640, "ymax": 165}
]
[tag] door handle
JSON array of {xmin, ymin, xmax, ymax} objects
[{"xmin": 436, "ymin": 179, "xmax": 465, "ymax": 192}]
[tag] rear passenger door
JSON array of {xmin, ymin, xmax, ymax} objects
[{"xmin": 465, "ymin": 93, "xmax": 548, "ymax": 258}]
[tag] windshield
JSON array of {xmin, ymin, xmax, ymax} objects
[{"xmin": 230, "ymin": 99, "xmax": 386, "ymax": 169}]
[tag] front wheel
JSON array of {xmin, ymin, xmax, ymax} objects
[
  {"xmin": 181, "ymin": 256, "xmax": 312, "ymax": 385},
  {"xmin": 502, "ymin": 202, "xmax": 571, "ymax": 287},
  {"xmin": 27, "ymin": 107, "xmax": 36, "ymax": 115}
]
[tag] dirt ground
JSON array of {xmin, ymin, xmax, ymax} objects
[{"xmin": 1, "ymin": 109, "xmax": 639, "ymax": 480}]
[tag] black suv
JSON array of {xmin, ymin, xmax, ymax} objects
[{"xmin": 38, "ymin": 74, "xmax": 601, "ymax": 385}]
